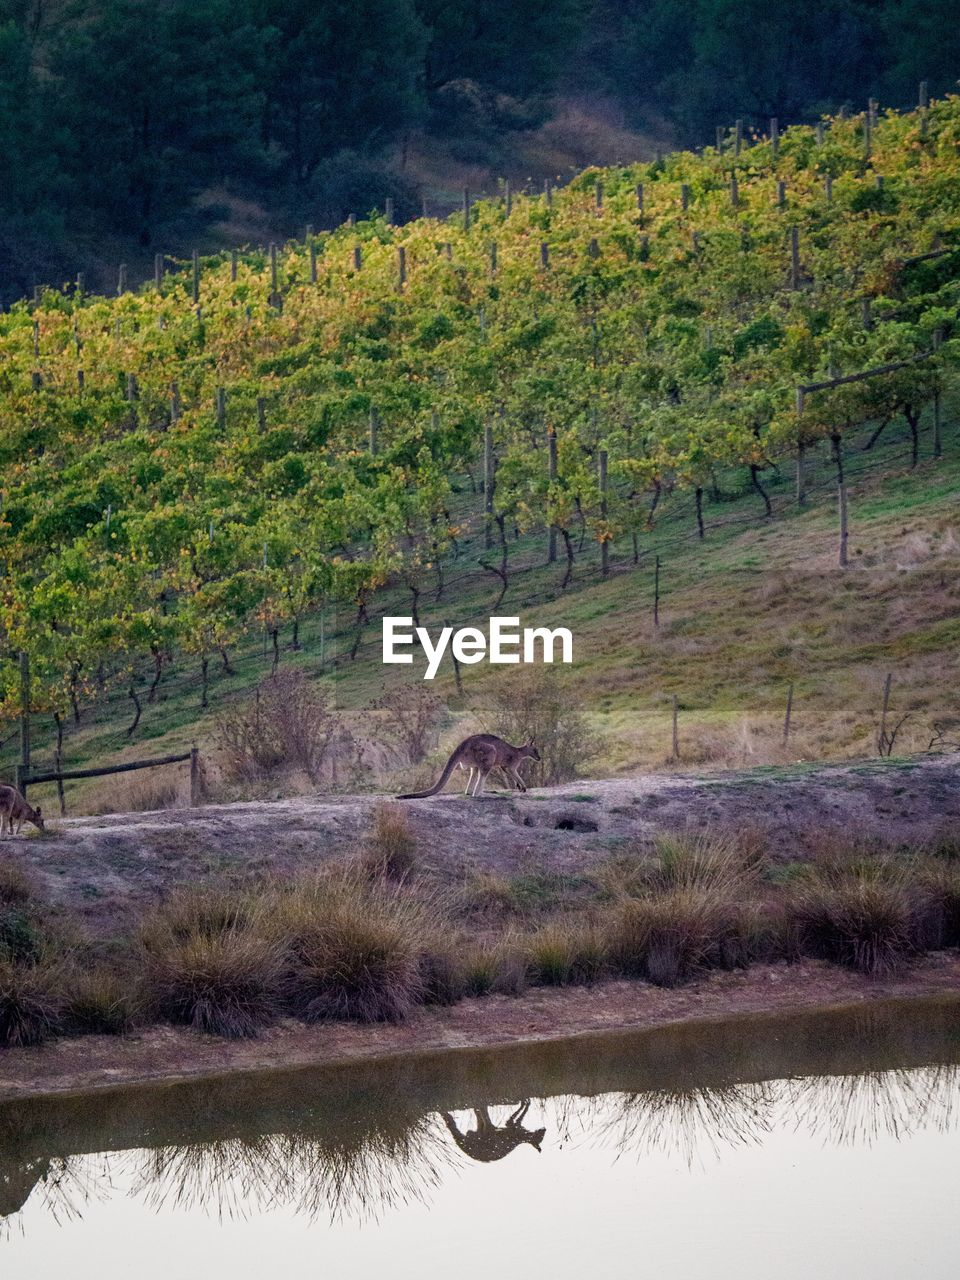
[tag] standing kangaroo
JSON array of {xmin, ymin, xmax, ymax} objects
[
  {"xmin": 0, "ymin": 785, "xmax": 44, "ymax": 836},
  {"xmin": 397, "ymin": 734, "xmax": 540, "ymax": 799},
  {"xmin": 441, "ymin": 1102, "xmax": 546, "ymax": 1162}
]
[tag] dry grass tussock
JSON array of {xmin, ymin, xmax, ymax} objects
[{"xmin": 4, "ymin": 825, "xmax": 960, "ymax": 1048}]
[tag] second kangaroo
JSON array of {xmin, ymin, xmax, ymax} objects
[
  {"xmin": 0, "ymin": 785, "xmax": 44, "ymax": 836},
  {"xmin": 397, "ymin": 734, "xmax": 540, "ymax": 799}
]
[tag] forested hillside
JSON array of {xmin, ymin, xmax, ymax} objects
[
  {"xmin": 1, "ymin": 0, "xmax": 958, "ymax": 297},
  {"xmin": 1, "ymin": 98, "xmax": 959, "ymax": 789}
]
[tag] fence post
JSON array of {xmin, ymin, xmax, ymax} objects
[
  {"xmin": 681, "ymin": 183, "xmax": 690, "ymax": 211},
  {"xmin": 540, "ymin": 242, "xmax": 550, "ymax": 269},
  {"xmin": 257, "ymin": 396, "xmax": 267, "ymax": 433},
  {"xmin": 777, "ymin": 180, "xmax": 786, "ymax": 208},
  {"xmin": 117, "ymin": 263, "xmax": 127, "ymax": 295},
  {"xmin": 397, "ymin": 245, "xmax": 406, "ymax": 289},
  {"xmin": 384, "ymin": 197, "xmax": 394, "ymax": 226},
  {"xmin": 170, "ymin": 381, "xmax": 181, "ymax": 423},
  {"xmin": 309, "ymin": 240, "xmax": 318, "ymax": 284},
  {"xmin": 231, "ymin": 248, "xmax": 238, "ymax": 282},
  {"xmin": 730, "ymin": 177, "xmax": 739, "ymax": 208},
  {"xmin": 190, "ymin": 746, "xmax": 201, "ymax": 806},
  {"xmin": 544, "ymin": 178, "xmax": 553, "ymax": 206},
  {"xmin": 636, "ymin": 182, "xmax": 644, "ymax": 214},
  {"xmin": 671, "ymin": 693, "xmax": 679, "ymax": 761},
  {"xmin": 353, "ymin": 245, "xmax": 362, "ymax": 272},
  {"xmin": 783, "ymin": 683, "xmax": 794, "ymax": 744},
  {"xmin": 919, "ymin": 80, "xmax": 929, "ymax": 109}
]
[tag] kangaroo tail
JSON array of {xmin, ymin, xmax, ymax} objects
[{"xmin": 396, "ymin": 745, "xmax": 464, "ymax": 800}]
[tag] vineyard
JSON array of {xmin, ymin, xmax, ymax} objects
[{"xmin": 2, "ymin": 96, "xmax": 960, "ymax": 794}]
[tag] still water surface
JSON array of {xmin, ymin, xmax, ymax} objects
[{"xmin": 2, "ymin": 997, "xmax": 960, "ymax": 1280}]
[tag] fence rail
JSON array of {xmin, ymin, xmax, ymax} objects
[{"xmin": 15, "ymin": 747, "xmax": 200, "ymax": 808}]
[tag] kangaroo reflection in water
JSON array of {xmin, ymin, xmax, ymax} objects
[
  {"xmin": 442, "ymin": 1101, "xmax": 546, "ymax": 1161},
  {"xmin": 3, "ymin": 1063, "xmax": 960, "ymax": 1233}
]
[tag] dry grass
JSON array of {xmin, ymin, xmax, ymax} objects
[
  {"xmin": 269, "ymin": 873, "xmax": 428, "ymax": 1024},
  {"xmin": 0, "ymin": 959, "xmax": 64, "ymax": 1047},
  {"xmin": 83, "ymin": 770, "xmax": 187, "ymax": 816},
  {"xmin": 0, "ymin": 857, "xmax": 36, "ymax": 906},
  {"xmin": 525, "ymin": 922, "xmax": 606, "ymax": 986},
  {"xmin": 4, "ymin": 825, "xmax": 960, "ymax": 1048},
  {"xmin": 358, "ymin": 803, "xmax": 417, "ymax": 882}
]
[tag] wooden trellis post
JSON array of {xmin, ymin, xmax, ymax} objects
[
  {"xmin": 681, "ymin": 183, "xmax": 690, "ymax": 211},
  {"xmin": 16, "ymin": 652, "xmax": 30, "ymax": 797},
  {"xmin": 117, "ymin": 263, "xmax": 127, "ymax": 295},
  {"xmin": 257, "ymin": 396, "xmax": 267, "ymax": 432},
  {"xmin": 170, "ymin": 381, "xmax": 181, "ymax": 423},
  {"xmin": 636, "ymin": 183, "xmax": 644, "ymax": 213},
  {"xmin": 790, "ymin": 226, "xmax": 801, "ymax": 289},
  {"xmin": 540, "ymin": 242, "xmax": 550, "ymax": 269},
  {"xmin": 397, "ymin": 245, "xmax": 406, "ymax": 289},
  {"xmin": 309, "ymin": 240, "xmax": 318, "ymax": 284},
  {"xmin": 483, "ymin": 422, "xmax": 495, "ymax": 549},
  {"xmin": 547, "ymin": 428, "xmax": 558, "ymax": 563},
  {"xmin": 385, "ymin": 197, "xmax": 394, "ymax": 226},
  {"xmin": 192, "ymin": 250, "xmax": 200, "ymax": 303},
  {"xmin": 353, "ymin": 245, "xmax": 362, "ymax": 271},
  {"xmin": 599, "ymin": 449, "xmax": 609, "ymax": 576}
]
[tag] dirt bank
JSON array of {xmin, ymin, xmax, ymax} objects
[
  {"xmin": 2, "ymin": 954, "xmax": 959, "ymax": 1102},
  {"xmin": 8, "ymin": 754, "xmax": 959, "ymax": 934}
]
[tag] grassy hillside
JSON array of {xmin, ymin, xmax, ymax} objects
[
  {"xmin": 1, "ymin": 99, "xmax": 960, "ymax": 809},
  {"xmin": 10, "ymin": 395, "xmax": 959, "ymax": 813}
]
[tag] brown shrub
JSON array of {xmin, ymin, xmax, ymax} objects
[
  {"xmin": 214, "ymin": 670, "xmax": 343, "ymax": 784},
  {"xmin": 486, "ymin": 667, "xmax": 600, "ymax": 785}
]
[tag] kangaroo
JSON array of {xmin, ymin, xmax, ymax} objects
[
  {"xmin": 397, "ymin": 734, "xmax": 540, "ymax": 799},
  {"xmin": 0, "ymin": 785, "xmax": 44, "ymax": 836},
  {"xmin": 441, "ymin": 1102, "xmax": 546, "ymax": 1162}
]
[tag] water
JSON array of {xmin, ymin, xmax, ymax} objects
[{"xmin": 2, "ymin": 997, "xmax": 960, "ymax": 1280}]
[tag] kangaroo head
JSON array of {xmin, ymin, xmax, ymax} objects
[
  {"xmin": 522, "ymin": 738, "xmax": 541, "ymax": 762},
  {"xmin": 526, "ymin": 1126, "xmax": 546, "ymax": 1152},
  {"xmin": 32, "ymin": 805, "xmax": 44, "ymax": 831}
]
